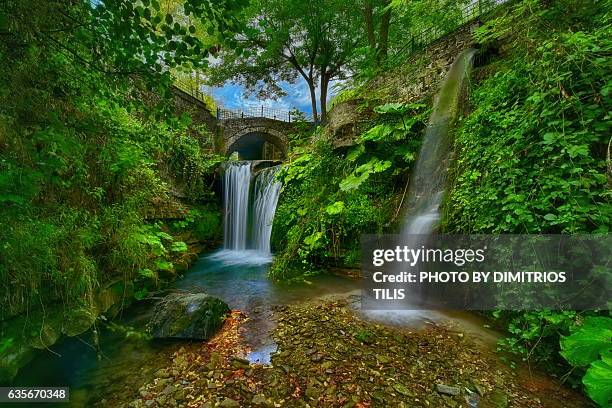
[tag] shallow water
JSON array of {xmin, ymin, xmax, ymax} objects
[
  {"xmin": 8, "ymin": 247, "xmax": 580, "ymax": 407},
  {"xmin": 7, "ymin": 249, "xmax": 358, "ymax": 406}
]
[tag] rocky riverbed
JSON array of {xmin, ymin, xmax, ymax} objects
[{"xmin": 106, "ymin": 299, "xmax": 587, "ymax": 408}]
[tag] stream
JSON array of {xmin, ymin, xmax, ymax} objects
[{"xmin": 8, "ymin": 247, "xmax": 506, "ymax": 408}]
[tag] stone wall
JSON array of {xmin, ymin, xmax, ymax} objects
[
  {"xmin": 327, "ymin": 23, "xmax": 479, "ymax": 147},
  {"xmin": 172, "ymin": 87, "xmax": 218, "ymax": 150}
]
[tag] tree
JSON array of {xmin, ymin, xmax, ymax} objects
[
  {"xmin": 363, "ymin": 0, "xmax": 392, "ymax": 64},
  {"xmin": 1, "ymin": 0, "xmax": 246, "ymax": 97},
  {"xmin": 209, "ymin": 0, "xmax": 362, "ymax": 123}
]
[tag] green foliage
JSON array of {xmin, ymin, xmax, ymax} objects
[
  {"xmin": 561, "ymin": 317, "xmax": 612, "ymax": 367},
  {"xmin": 445, "ymin": 0, "xmax": 611, "ymax": 234},
  {"xmin": 493, "ymin": 310, "xmax": 578, "ymax": 370},
  {"xmin": 561, "ymin": 317, "xmax": 612, "ymax": 406},
  {"xmin": 210, "ymin": 0, "xmax": 364, "ymax": 121},
  {"xmin": 339, "ymin": 158, "xmax": 392, "ymax": 191},
  {"xmin": 355, "ymin": 329, "xmax": 375, "ymax": 344},
  {"xmin": 270, "ymin": 103, "xmax": 427, "ymax": 280},
  {"xmin": 583, "ymin": 351, "xmax": 612, "ymax": 407},
  {"xmin": 167, "ymin": 132, "xmax": 225, "ymax": 200},
  {"xmin": 0, "ymin": 0, "xmax": 225, "ymax": 324},
  {"xmin": 171, "ymin": 207, "xmax": 222, "ymax": 242},
  {"xmin": 443, "ymin": 0, "xmax": 611, "ymax": 402}
]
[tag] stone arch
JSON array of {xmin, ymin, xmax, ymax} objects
[{"xmin": 224, "ymin": 125, "xmax": 288, "ymax": 160}]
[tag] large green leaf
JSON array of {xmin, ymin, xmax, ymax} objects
[
  {"xmin": 373, "ymin": 102, "xmax": 409, "ymax": 114},
  {"xmin": 360, "ymin": 124, "xmax": 393, "ymax": 142},
  {"xmin": 171, "ymin": 241, "xmax": 188, "ymax": 252},
  {"xmin": 560, "ymin": 317, "xmax": 612, "ymax": 367},
  {"xmin": 583, "ymin": 350, "xmax": 612, "ymax": 407},
  {"xmin": 325, "ymin": 201, "xmax": 345, "ymax": 215},
  {"xmin": 346, "ymin": 144, "xmax": 365, "ymax": 162},
  {"xmin": 339, "ymin": 158, "xmax": 391, "ymax": 192}
]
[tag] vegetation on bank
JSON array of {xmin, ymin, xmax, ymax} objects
[
  {"xmin": 0, "ymin": 0, "xmax": 236, "ymax": 375},
  {"xmin": 443, "ymin": 0, "xmax": 611, "ymax": 402},
  {"xmin": 269, "ymin": 0, "xmax": 611, "ymax": 404},
  {"xmin": 271, "ymin": 103, "xmax": 428, "ymax": 280}
]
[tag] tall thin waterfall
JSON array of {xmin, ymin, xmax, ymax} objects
[
  {"xmin": 251, "ymin": 166, "xmax": 282, "ymax": 255},
  {"xmin": 223, "ymin": 162, "xmax": 252, "ymax": 250},
  {"xmin": 222, "ymin": 162, "xmax": 282, "ymax": 256},
  {"xmin": 401, "ymin": 48, "xmax": 477, "ymax": 238}
]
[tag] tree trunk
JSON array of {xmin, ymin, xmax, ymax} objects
[
  {"xmin": 378, "ymin": 0, "xmax": 392, "ymax": 62},
  {"xmin": 363, "ymin": 0, "xmax": 376, "ymax": 49},
  {"xmin": 320, "ymin": 73, "xmax": 329, "ymax": 123},
  {"xmin": 308, "ymin": 80, "xmax": 319, "ymax": 123}
]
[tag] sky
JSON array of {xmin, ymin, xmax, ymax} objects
[{"xmin": 209, "ymin": 79, "xmax": 336, "ymax": 119}]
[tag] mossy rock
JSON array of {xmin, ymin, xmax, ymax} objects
[
  {"xmin": 62, "ymin": 308, "xmax": 96, "ymax": 337},
  {"xmin": 30, "ymin": 323, "xmax": 60, "ymax": 350},
  {"xmin": 0, "ymin": 339, "xmax": 34, "ymax": 383},
  {"xmin": 481, "ymin": 389, "xmax": 509, "ymax": 408},
  {"xmin": 148, "ymin": 293, "xmax": 230, "ymax": 340}
]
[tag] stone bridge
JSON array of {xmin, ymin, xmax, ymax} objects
[
  {"xmin": 217, "ymin": 116, "xmax": 295, "ymax": 160},
  {"xmin": 172, "ymin": 86, "xmax": 299, "ymax": 160}
]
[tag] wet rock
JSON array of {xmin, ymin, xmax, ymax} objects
[
  {"xmin": 63, "ymin": 308, "xmax": 96, "ymax": 337},
  {"xmin": 30, "ymin": 324, "xmax": 60, "ymax": 350},
  {"xmin": 149, "ymin": 293, "xmax": 230, "ymax": 339},
  {"xmin": 173, "ymin": 389, "xmax": 185, "ymax": 401},
  {"xmin": 231, "ymin": 356, "xmax": 250, "ymax": 369},
  {"xmin": 482, "ymin": 389, "xmax": 508, "ymax": 408},
  {"xmin": 465, "ymin": 391, "xmax": 481, "ymax": 408},
  {"xmin": 393, "ymin": 383, "xmax": 414, "ymax": 397},
  {"xmin": 436, "ymin": 384, "xmax": 461, "ymax": 396},
  {"xmin": 206, "ymin": 351, "xmax": 222, "ymax": 370},
  {"xmin": 251, "ymin": 394, "xmax": 270, "ymax": 406},
  {"xmin": 219, "ymin": 397, "xmax": 240, "ymax": 407},
  {"xmin": 161, "ymin": 385, "xmax": 175, "ymax": 395}
]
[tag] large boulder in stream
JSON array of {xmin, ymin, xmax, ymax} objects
[{"xmin": 149, "ymin": 293, "xmax": 230, "ymax": 340}]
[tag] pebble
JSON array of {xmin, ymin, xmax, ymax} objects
[
  {"xmin": 219, "ymin": 397, "xmax": 240, "ymax": 407},
  {"xmin": 436, "ymin": 384, "xmax": 461, "ymax": 396},
  {"xmin": 251, "ymin": 394, "xmax": 269, "ymax": 406}
]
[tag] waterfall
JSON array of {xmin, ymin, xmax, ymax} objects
[
  {"xmin": 251, "ymin": 166, "xmax": 282, "ymax": 255},
  {"xmin": 222, "ymin": 162, "xmax": 282, "ymax": 257},
  {"xmin": 401, "ymin": 48, "xmax": 477, "ymax": 237},
  {"xmin": 223, "ymin": 162, "xmax": 252, "ymax": 250},
  {"xmin": 396, "ymin": 49, "xmax": 476, "ymax": 306}
]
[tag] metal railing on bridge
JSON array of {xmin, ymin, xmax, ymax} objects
[
  {"xmin": 390, "ymin": 0, "xmax": 511, "ymax": 63},
  {"xmin": 216, "ymin": 106, "xmax": 294, "ymax": 123},
  {"xmin": 173, "ymin": 77, "xmax": 211, "ymax": 104},
  {"xmin": 172, "ymin": 79, "xmax": 297, "ymax": 123}
]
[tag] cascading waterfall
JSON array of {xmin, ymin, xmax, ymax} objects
[
  {"xmin": 398, "ymin": 49, "xmax": 477, "ymax": 305},
  {"xmin": 251, "ymin": 166, "xmax": 282, "ymax": 255},
  {"xmin": 401, "ymin": 48, "xmax": 477, "ymax": 237},
  {"xmin": 223, "ymin": 162, "xmax": 252, "ymax": 250},
  {"xmin": 222, "ymin": 162, "xmax": 282, "ymax": 257}
]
